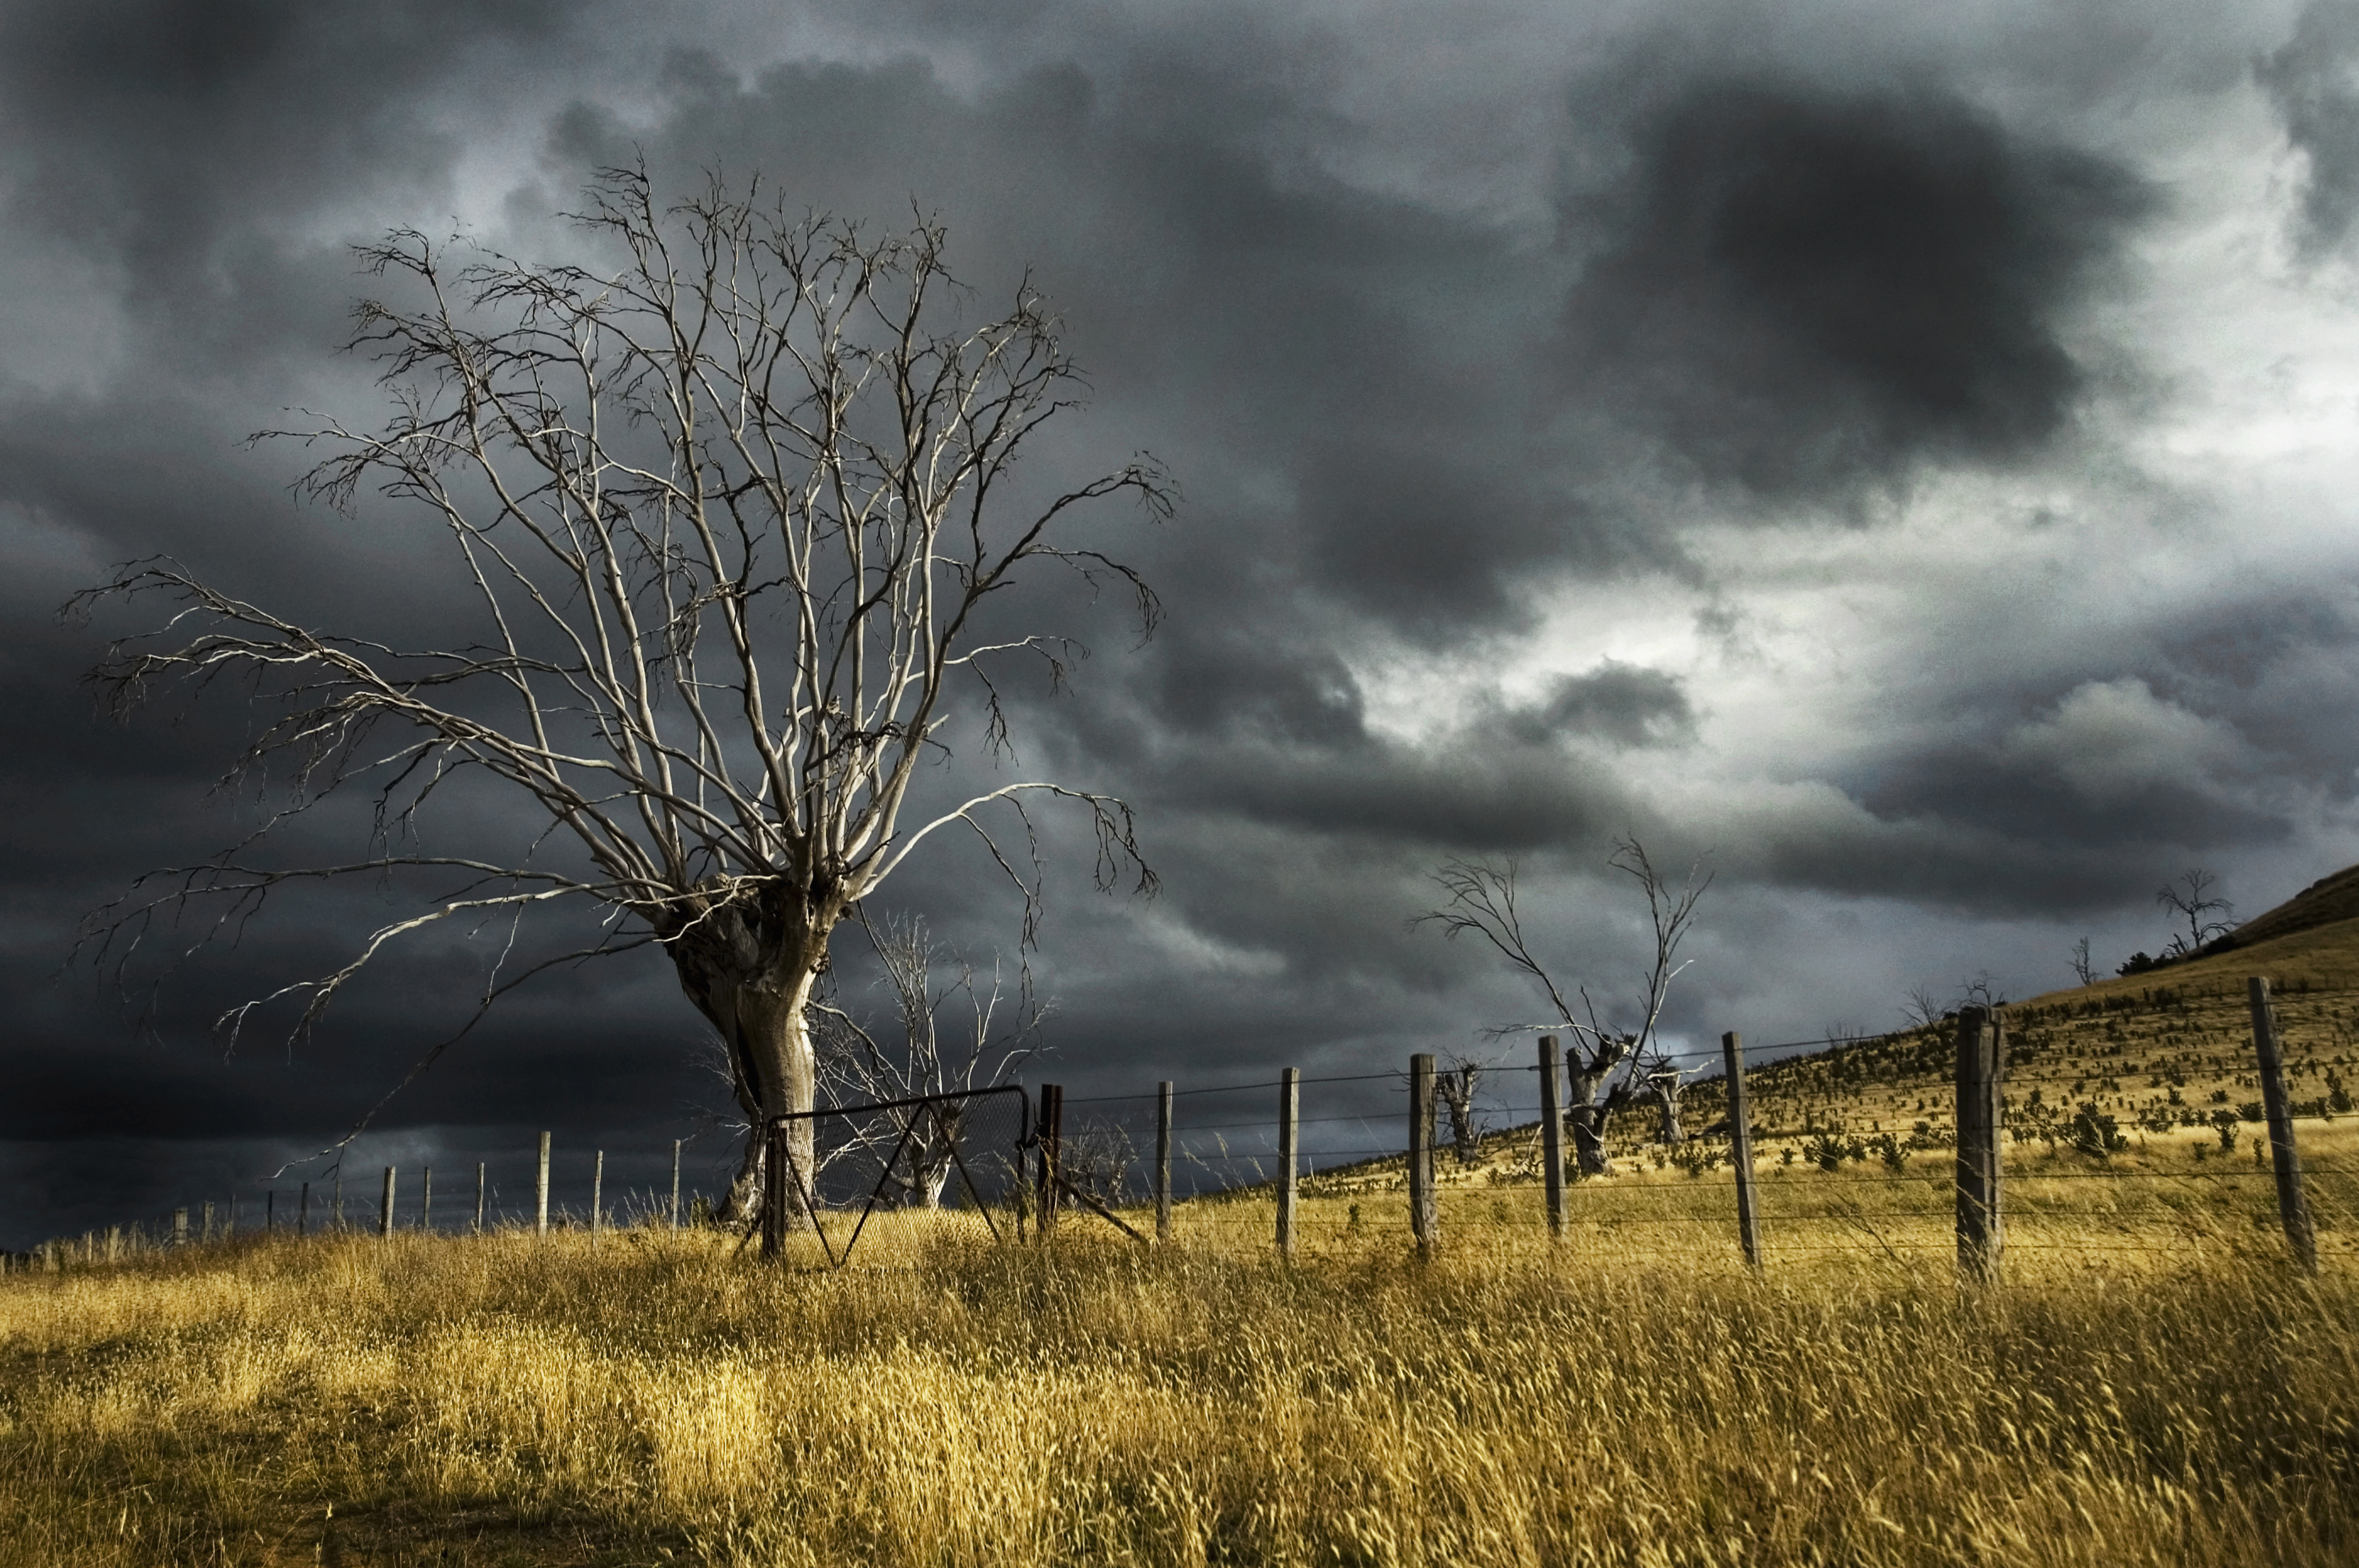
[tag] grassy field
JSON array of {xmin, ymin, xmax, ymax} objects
[
  {"xmin": 8, "ymin": 921, "xmax": 2359, "ymax": 1565},
  {"xmin": 4, "ymin": 1151, "xmax": 2355, "ymax": 1567}
]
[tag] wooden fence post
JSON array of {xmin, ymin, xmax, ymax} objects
[
  {"xmin": 201, "ymin": 1201, "xmax": 215, "ymax": 1243},
  {"xmin": 107, "ymin": 1225, "xmax": 120, "ymax": 1264},
  {"xmin": 1721, "ymin": 1031, "xmax": 1762, "ymax": 1273},
  {"xmin": 380, "ymin": 1167, "xmax": 396, "ymax": 1239},
  {"xmin": 1156, "ymin": 1082, "xmax": 1174, "ymax": 1242},
  {"xmin": 671, "ymin": 1140, "xmax": 683, "ymax": 1230},
  {"xmin": 298, "ymin": 1182, "xmax": 310, "ymax": 1238},
  {"xmin": 173, "ymin": 1207, "xmax": 188, "ymax": 1247},
  {"xmin": 591, "ymin": 1151, "xmax": 604, "ymax": 1241},
  {"xmin": 1277, "ymin": 1068, "xmax": 1300, "ymax": 1258},
  {"xmin": 536, "ymin": 1132, "xmax": 551, "ymax": 1237},
  {"xmin": 2248, "ymin": 977, "xmax": 2319, "ymax": 1274},
  {"xmin": 1409, "ymin": 1052, "xmax": 1436, "ymax": 1253},
  {"xmin": 1953, "ymin": 1005, "xmax": 2005, "ymax": 1280},
  {"xmin": 1538, "ymin": 1035, "xmax": 1565, "ymax": 1240},
  {"xmin": 475, "ymin": 1163, "xmax": 487, "ymax": 1234},
  {"xmin": 1036, "ymin": 1085, "xmax": 1064, "ymax": 1236},
  {"xmin": 422, "ymin": 1167, "xmax": 433, "ymax": 1234}
]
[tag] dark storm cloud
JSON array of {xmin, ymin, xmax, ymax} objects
[
  {"xmin": 0, "ymin": 0, "xmax": 2344, "ymax": 1249},
  {"xmin": 2260, "ymin": 1, "xmax": 2359, "ymax": 256},
  {"xmin": 1562, "ymin": 79, "xmax": 2154, "ymax": 501},
  {"xmin": 1505, "ymin": 663, "xmax": 1695, "ymax": 749}
]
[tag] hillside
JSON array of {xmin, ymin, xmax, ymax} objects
[
  {"xmin": 1296, "ymin": 870, "xmax": 2359, "ymax": 1192},
  {"xmin": 2211, "ymin": 862, "xmax": 2359, "ymax": 952}
]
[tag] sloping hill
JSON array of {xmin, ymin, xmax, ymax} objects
[{"xmin": 2215, "ymin": 862, "xmax": 2359, "ymax": 952}]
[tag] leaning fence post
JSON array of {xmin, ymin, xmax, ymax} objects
[
  {"xmin": 1036, "ymin": 1085, "xmax": 1064, "ymax": 1236},
  {"xmin": 591, "ymin": 1151, "xmax": 604, "ymax": 1242},
  {"xmin": 1156, "ymin": 1082, "xmax": 1174, "ymax": 1242},
  {"xmin": 1953, "ymin": 1005, "xmax": 2004, "ymax": 1280},
  {"xmin": 475, "ymin": 1163, "xmax": 487, "ymax": 1234},
  {"xmin": 1277, "ymin": 1068, "xmax": 1300, "ymax": 1258},
  {"xmin": 380, "ymin": 1167, "xmax": 397, "ymax": 1239},
  {"xmin": 671, "ymin": 1139, "xmax": 683, "ymax": 1230},
  {"xmin": 1538, "ymin": 1035, "xmax": 1565, "ymax": 1240},
  {"xmin": 1722, "ymin": 1031, "xmax": 1762, "ymax": 1272},
  {"xmin": 536, "ymin": 1132, "xmax": 551, "ymax": 1237},
  {"xmin": 1409, "ymin": 1052, "xmax": 1436, "ymax": 1253},
  {"xmin": 2248, "ymin": 977, "xmax": 2319, "ymax": 1274}
]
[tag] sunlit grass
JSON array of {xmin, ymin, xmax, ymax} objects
[{"xmin": 4, "ymin": 1145, "xmax": 2355, "ymax": 1566}]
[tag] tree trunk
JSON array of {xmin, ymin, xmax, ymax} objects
[
  {"xmin": 666, "ymin": 898, "xmax": 834, "ymax": 1230},
  {"xmin": 1439, "ymin": 1066, "xmax": 1481, "ymax": 1166},
  {"xmin": 1656, "ymin": 1079, "xmax": 1686, "ymax": 1146},
  {"xmin": 1565, "ymin": 1046, "xmax": 1630, "ymax": 1177}
]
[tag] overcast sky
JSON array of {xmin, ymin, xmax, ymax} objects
[{"xmin": 6, "ymin": 0, "xmax": 2359, "ymax": 1248}]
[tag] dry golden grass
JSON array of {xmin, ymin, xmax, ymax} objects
[
  {"xmin": 4, "ymin": 1155, "xmax": 2355, "ymax": 1568},
  {"xmin": 10, "ymin": 921, "xmax": 2359, "ymax": 1565}
]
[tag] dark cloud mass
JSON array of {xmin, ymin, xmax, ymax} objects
[
  {"xmin": 0, "ymin": 0, "xmax": 2353, "ymax": 1248},
  {"xmin": 1566, "ymin": 80, "xmax": 2151, "ymax": 499}
]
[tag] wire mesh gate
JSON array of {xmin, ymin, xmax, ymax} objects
[{"xmin": 761, "ymin": 1085, "xmax": 1030, "ymax": 1264}]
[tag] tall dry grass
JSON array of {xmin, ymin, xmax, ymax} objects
[{"xmin": 2, "ymin": 1177, "xmax": 2354, "ymax": 1567}]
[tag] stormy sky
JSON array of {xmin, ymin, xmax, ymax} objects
[{"xmin": 7, "ymin": 0, "xmax": 2359, "ymax": 1247}]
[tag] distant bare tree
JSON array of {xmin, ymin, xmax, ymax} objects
[
  {"xmin": 808, "ymin": 911, "xmax": 1045, "ymax": 1207},
  {"xmin": 1415, "ymin": 836, "xmax": 1710, "ymax": 1173},
  {"xmin": 2069, "ymin": 936, "xmax": 2097, "ymax": 987},
  {"xmin": 68, "ymin": 167, "xmax": 1170, "ymax": 1228},
  {"xmin": 1435, "ymin": 1054, "xmax": 1485, "ymax": 1166},
  {"xmin": 1900, "ymin": 986, "xmax": 1946, "ymax": 1031},
  {"xmin": 2157, "ymin": 869, "xmax": 2234, "ymax": 958}
]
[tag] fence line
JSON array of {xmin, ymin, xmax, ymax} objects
[{"xmin": 9, "ymin": 981, "xmax": 2348, "ymax": 1280}]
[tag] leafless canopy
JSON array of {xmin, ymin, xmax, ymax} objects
[
  {"xmin": 65, "ymin": 167, "xmax": 1172, "ymax": 1184},
  {"xmin": 2157, "ymin": 868, "xmax": 2234, "ymax": 958},
  {"xmin": 1414, "ymin": 836, "xmax": 1711, "ymax": 1165}
]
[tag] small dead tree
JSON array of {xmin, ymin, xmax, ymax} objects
[
  {"xmin": 1059, "ymin": 1119, "xmax": 1137, "ymax": 1205},
  {"xmin": 1436, "ymin": 1055, "xmax": 1484, "ymax": 1166},
  {"xmin": 1415, "ymin": 836, "xmax": 1710, "ymax": 1174},
  {"xmin": 2157, "ymin": 869, "xmax": 2233, "ymax": 958},
  {"xmin": 67, "ymin": 167, "xmax": 1171, "ymax": 1227},
  {"xmin": 2069, "ymin": 936, "xmax": 2097, "ymax": 987},
  {"xmin": 808, "ymin": 911, "xmax": 1045, "ymax": 1207}
]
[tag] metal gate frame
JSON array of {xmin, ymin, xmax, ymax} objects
[{"xmin": 761, "ymin": 1084, "xmax": 1030, "ymax": 1265}]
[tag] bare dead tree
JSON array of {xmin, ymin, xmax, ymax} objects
[
  {"xmin": 1414, "ymin": 836, "xmax": 1711, "ymax": 1173},
  {"xmin": 65, "ymin": 167, "xmax": 1171, "ymax": 1226},
  {"xmin": 1435, "ymin": 1054, "xmax": 1484, "ymax": 1166},
  {"xmin": 2157, "ymin": 869, "xmax": 2233, "ymax": 958},
  {"xmin": 808, "ymin": 910, "xmax": 1046, "ymax": 1207},
  {"xmin": 2069, "ymin": 936, "xmax": 2097, "ymax": 987},
  {"xmin": 1899, "ymin": 985, "xmax": 1946, "ymax": 1031}
]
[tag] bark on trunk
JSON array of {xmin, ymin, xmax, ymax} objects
[
  {"xmin": 1439, "ymin": 1066, "xmax": 1481, "ymax": 1166},
  {"xmin": 665, "ymin": 894, "xmax": 835, "ymax": 1230},
  {"xmin": 1565, "ymin": 1047, "xmax": 1630, "ymax": 1177},
  {"xmin": 1655, "ymin": 1078, "xmax": 1686, "ymax": 1146}
]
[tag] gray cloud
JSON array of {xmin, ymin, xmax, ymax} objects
[{"xmin": 2260, "ymin": 0, "xmax": 2359, "ymax": 256}]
